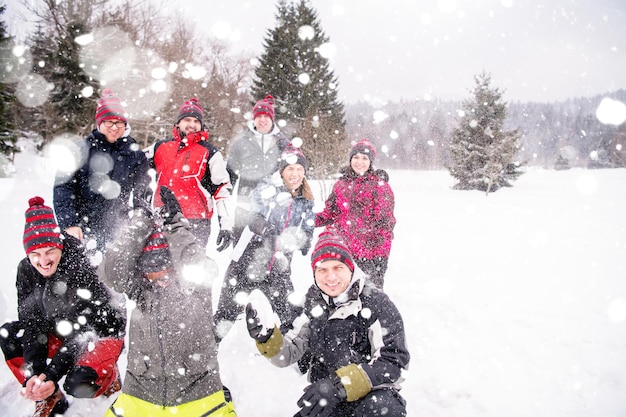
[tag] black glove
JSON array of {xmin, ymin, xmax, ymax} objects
[
  {"xmin": 159, "ymin": 186, "xmax": 182, "ymax": 223},
  {"xmin": 249, "ymin": 214, "xmax": 277, "ymax": 238},
  {"xmin": 297, "ymin": 376, "xmax": 346, "ymax": 417},
  {"xmin": 216, "ymin": 229, "xmax": 234, "ymax": 252},
  {"xmin": 245, "ymin": 303, "xmax": 273, "ymax": 343}
]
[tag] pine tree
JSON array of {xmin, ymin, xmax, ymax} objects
[
  {"xmin": 0, "ymin": 5, "xmax": 18, "ymax": 166},
  {"xmin": 30, "ymin": 19, "xmax": 98, "ymax": 140},
  {"xmin": 250, "ymin": 0, "xmax": 345, "ymax": 178},
  {"xmin": 448, "ymin": 71, "xmax": 524, "ymax": 193}
]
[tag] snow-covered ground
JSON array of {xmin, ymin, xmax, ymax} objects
[{"xmin": 1, "ymin": 146, "xmax": 625, "ymax": 416}]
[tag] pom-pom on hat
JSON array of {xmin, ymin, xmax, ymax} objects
[
  {"xmin": 95, "ymin": 89, "xmax": 127, "ymax": 127},
  {"xmin": 138, "ymin": 227, "xmax": 172, "ymax": 274},
  {"xmin": 279, "ymin": 143, "xmax": 308, "ymax": 172},
  {"xmin": 23, "ymin": 196, "xmax": 63, "ymax": 255},
  {"xmin": 349, "ymin": 139, "xmax": 377, "ymax": 163},
  {"xmin": 311, "ymin": 227, "xmax": 355, "ymax": 273},
  {"xmin": 176, "ymin": 98, "xmax": 204, "ymax": 125},
  {"xmin": 253, "ymin": 95, "xmax": 275, "ymax": 121}
]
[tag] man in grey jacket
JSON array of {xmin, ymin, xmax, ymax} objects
[
  {"xmin": 226, "ymin": 95, "xmax": 290, "ymax": 242},
  {"xmin": 100, "ymin": 187, "xmax": 236, "ymax": 417}
]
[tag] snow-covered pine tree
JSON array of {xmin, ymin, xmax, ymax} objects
[
  {"xmin": 250, "ymin": 0, "xmax": 345, "ymax": 179},
  {"xmin": 22, "ymin": 4, "xmax": 98, "ymax": 142},
  {"xmin": 448, "ymin": 71, "xmax": 524, "ymax": 193},
  {"xmin": 0, "ymin": 5, "xmax": 18, "ymax": 165}
]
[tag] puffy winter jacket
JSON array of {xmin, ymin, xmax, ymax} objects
[
  {"xmin": 316, "ymin": 168, "xmax": 396, "ymax": 259},
  {"xmin": 259, "ymin": 270, "xmax": 410, "ymax": 392},
  {"xmin": 53, "ymin": 129, "xmax": 150, "ymax": 249},
  {"xmin": 15, "ymin": 236, "xmax": 126, "ymax": 384},
  {"xmin": 227, "ymin": 123, "xmax": 290, "ymax": 208},
  {"xmin": 248, "ymin": 171, "xmax": 315, "ymax": 253},
  {"xmin": 100, "ymin": 211, "xmax": 224, "ymax": 407},
  {"xmin": 150, "ymin": 131, "xmax": 232, "ymax": 223}
]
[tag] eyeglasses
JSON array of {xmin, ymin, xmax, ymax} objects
[{"xmin": 102, "ymin": 120, "xmax": 126, "ymax": 128}]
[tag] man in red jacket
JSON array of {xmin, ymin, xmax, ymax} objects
[{"xmin": 147, "ymin": 98, "xmax": 234, "ymax": 252}]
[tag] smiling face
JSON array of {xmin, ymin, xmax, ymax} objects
[
  {"xmin": 254, "ymin": 113, "xmax": 273, "ymax": 134},
  {"xmin": 350, "ymin": 153, "xmax": 371, "ymax": 175},
  {"xmin": 99, "ymin": 119, "xmax": 126, "ymax": 143},
  {"xmin": 281, "ymin": 163, "xmax": 305, "ymax": 190},
  {"xmin": 27, "ymin": 247, "xmax": 62, "ymax": 277},
  {"xmin": 314, "ymin": 259, "xmax": 353, "ymax": 297},
  {"xmin": 177, "ymin": 116, "xmax": 202, "ymax": 136}
]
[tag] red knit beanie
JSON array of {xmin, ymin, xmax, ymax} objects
[
  {"xmin": 177, "ymin": 98, "xmax": 204, "ymax": 125},
  {"xmin": 138, "ymin": 226, "xmax": 172, "ymax": 274},
  {"xmin": 253, "ymin": 95, "xmax": 275, "ymax": 121},
  {"xmin": 23, "ymin": 196, "xmax": 64, "ymax": 255},
  {"xmin": 310, "ymin": 227, "xmax": 354, "ymax": 273},
  {"xmin": 349, "ymin": 139, "xmax": 377, "ymax": 163},
  {"xmin": 95, "ymin": 89, "xmax": 127, "ymax": 127}
]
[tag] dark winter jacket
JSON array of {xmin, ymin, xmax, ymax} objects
[
  {"xmin": 53, "ymin": 128, "xmax": 150, "ymax": 249},
  {"xmin": 247, "ymin": 171, "xmax": 315, "ymax": 268},
  {"xmin": 100, "ymin": 211, "xmax": 223, "ymax": 407},
  {"xmin": 260, "ymin": 270, "xmax": 409, "ymax": 391},
  {"xmin": 227, "ymin": 123, "xmax": 290, "ymax": 209},
  {"xmin": 316, "ymin": 167, "xmax": 396, "ymax": 260},
  {"xmin": 15, "ymin": 236, "xmax": 126, "ymax": 384},
  {"xmin": 150, "ymin": 131, "xmax": 232, "ymax": 226}
]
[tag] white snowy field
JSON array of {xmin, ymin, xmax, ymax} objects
[{"xmin": 0, "ymin": 146, "xmax": 625, "ymax": 417}]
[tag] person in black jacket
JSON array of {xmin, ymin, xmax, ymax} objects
[
  {"xmin": 214, "ymin": 144, "xmax": 314, "ymax": 343},
  {"xmin": 0, "ymin": 197, "xmax": 127, "ymax": 417},
  {"xmin": 245, "ymin": 228, "xmax": 410, "ymax": 417},
  {"xmin": 53, "ymin": 89, "xmax": 150, "ymax": 261}
]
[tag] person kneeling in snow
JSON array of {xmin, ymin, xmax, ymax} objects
[
  {"xmin": 0, "ymin": 197, "xmax": 126, "ymax": 417},
  {"xmin": 245, "ymin": 228, "xmax": 410, "ymax": 417},
  {"xmin": 100, "ymin": 186, "xmax": 236, "ymax": 417}
]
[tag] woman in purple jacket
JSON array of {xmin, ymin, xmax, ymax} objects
[{"xmin": 315, "ymin": 139, "xmax": 396, "ymax": 289}]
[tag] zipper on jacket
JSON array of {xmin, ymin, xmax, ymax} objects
[
  {"xmin": 155, "ymin": 295, "xmax": 168, "ymax": 406},
  {"xmin": 267, "ymin": 200, "xmax": 293, "ymax": 272}
]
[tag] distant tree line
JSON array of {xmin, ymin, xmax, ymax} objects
[{"xmin": 346, "ymin": 89, "xmax": 626, "ymax": 171}]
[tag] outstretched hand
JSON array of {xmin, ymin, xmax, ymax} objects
[
  {"xmin": 216, "ymin": 229, "xmax": 234, "ymax": 252},
  {"xmin": 245, "ymin": 289, "xmax": 275, "ymax": 343},
  {"xmin": 21, "ymin": 374, "xmax": 56, "ymax": 401},
  {"xmin": 159, "ymin": 186, "xmax": 182, "ymax": 223}
]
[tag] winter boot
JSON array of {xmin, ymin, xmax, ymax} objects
[{"xmin": 33, "ymin": 389, "xmax": 69, "ymax": 417}]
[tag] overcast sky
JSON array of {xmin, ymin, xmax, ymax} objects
[
  {"xmin": 188, "ymin": 0, "xmax": 626, "ymax": 104},
  {"xmin": 4, "ymin": 0, "xmax": 626, "ymax": 104}
]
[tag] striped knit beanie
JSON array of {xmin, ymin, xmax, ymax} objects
[
  {"xmin": 95, "ymin": 89, "xmax": 127, "ymax": 127},
  {"xmin": 349, "ymin": 139, "xmax": 376, "ymax": 163},
  {"xmin": 23, "ymin": 196, "xmax": 63, "ymax": 255},
  {"xmin": 279, "ymin": 143, "xmax": 308, "ymax": 172},
  {"xmin": 138, "ymin": 226, "xmax": 172, "ymax": 273},
  {"xmin": 176, "ymin": 98, "xmax": 204, "ymax": 125},
  {"xmin": 311, "ymin": 227, "xmax": 355, "ymax": 273},
  {"xmin": 253, "ymin": 95, "xmax": 275, "ymax": 121}
]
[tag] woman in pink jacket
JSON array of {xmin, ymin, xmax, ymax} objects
[{"xmin": 315, "ymin": 139, "xmax": 396, "ymax": 289}]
